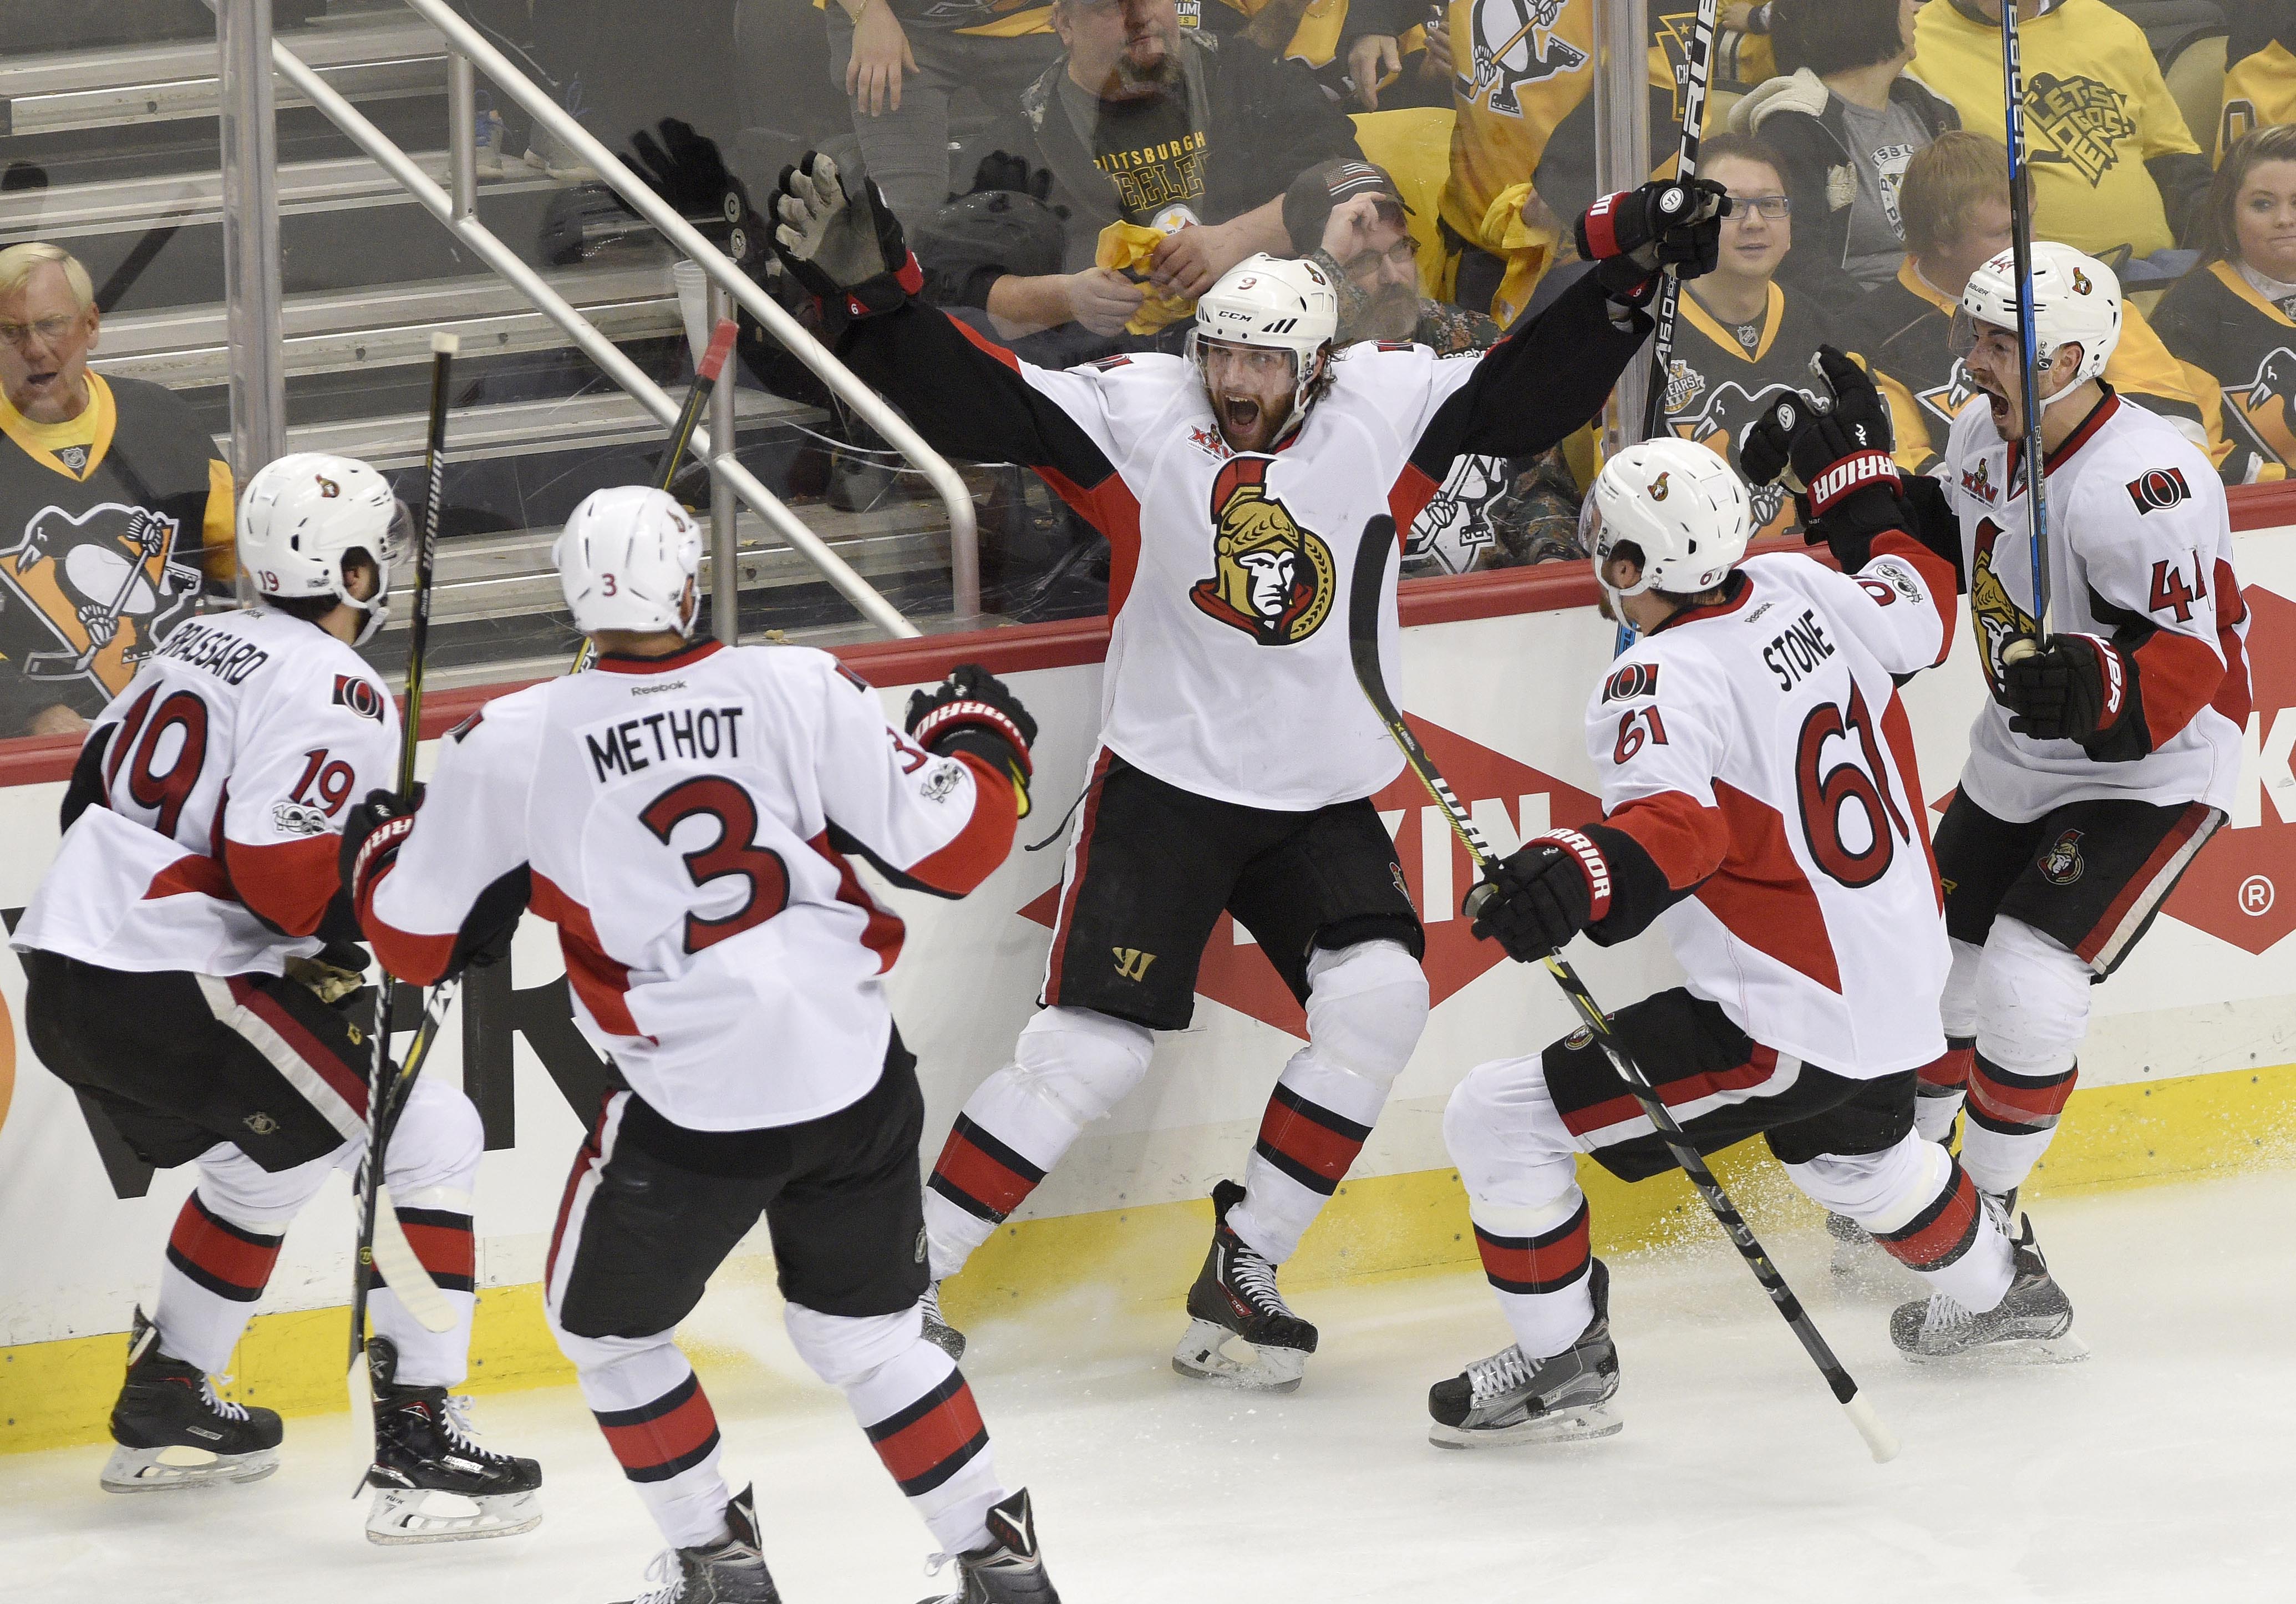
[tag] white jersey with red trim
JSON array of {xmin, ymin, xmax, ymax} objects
[
  {"xmin": 13, "ymin": 605, "xmax": 397, "ymax": 977},
  {"xmin": 357, "ymin": 640, "xmax": 1018, "ymax": 1131},
  {"xmin": 1584, "ymin": 545, "xmax": 1957, "ymax": 1078},
  {"xmin": 1938, "ymin": 392, "xmax": 2249, "ymax": 823}
]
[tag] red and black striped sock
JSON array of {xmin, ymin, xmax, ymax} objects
[
  {"xmin": 928, "ymin": 1114, "xmax": 1048, "ymax": 1225},
  {"xmin": 863, "ymin": 1368, "xmax": 992, "ymax": 1500},
  {"xmin": 594, "ymin": 1369, "xmax": 723, "ymax": 1485},
  {"xmin": 390, "ymin": 1207, "xmax": 475, "ymax": 1295},
  {"xmin": 1966, "ymin": 1052, "xmax": 2077, "ymax": 1135},
  {"xmin": 1870, "ymin": 1157, "xmax": 1984, "ymax": 1273},
  {"xmin": 165, "ymin": 1192, "xmax": 283, "ymax": 1304},
  {"xmin": 1474, "ymin": 1196, "xmax": 1592, "ymax": 1295},
  {"xmin": 1253, "ymin": 1083, "xmax": 1374, "ymax": 1199}
]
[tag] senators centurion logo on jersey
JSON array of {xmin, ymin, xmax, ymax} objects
[
  {"xmin": 2039, "ymin": 829, "xmax": 2086, "ymax": 885},
  {"xmin": 1968, "ymin": 515, "xmax": 2042, "ymax": 697},
  {"xmin": 0, "ymin": 501, "xmax": 197, "ymax": 696},
  {"xmin": 1192, "ymin": 455, "xmax": 1334, "ymax": 646},
  {"xmin": 1460, "ymin": 0, "xmax": 1587, "ymax": 118}
]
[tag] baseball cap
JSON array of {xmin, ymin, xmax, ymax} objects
[{"xmin": 1283, "ymin": 157, "xmax": 1411, "ymax": 255}]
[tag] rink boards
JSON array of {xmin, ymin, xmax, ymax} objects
[{"xmin": 6, "ymin": 506, "xmax": 2296, "ymax": 1451}]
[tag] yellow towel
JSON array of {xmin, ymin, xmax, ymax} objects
[{"xmin": 1096, "ymin": 220, "xmax": 1198, "ymax": 336}]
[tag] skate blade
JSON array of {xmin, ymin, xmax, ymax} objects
[
  {"xmin": 1170, "ymin": 1318, "xmax": 1308, "ymax": 1394},
  {"xmin": 365, "ymin": 1486, "xmax": 542, "ymax": 1544},
  {"xmin": 1900, "ymin": 1329, "xmax": 2091, "ymax": 1367},
  {"xmin": 100, "ymin": 1443, "xmax": 279, "ymax": 1493},
  {"xmin": 1428, "ymin": 1401, "xmax": 1622, "ymax": 1450}
]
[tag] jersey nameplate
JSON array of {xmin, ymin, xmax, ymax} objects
[{"xmin": 582, "ymin": 702, "xmax": 750, "ymax": 783}]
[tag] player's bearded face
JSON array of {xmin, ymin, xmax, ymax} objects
[{"xmin": 1200, "ymin": 341, "xmax": 1299, "ymax": 451}]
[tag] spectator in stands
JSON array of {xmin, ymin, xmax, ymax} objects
[
  {"xmin": 1907, "ymin": 0, "xmax": 2211, "ymax": 263},
  {"xmin": 2153, "ymin": 125, "xmax": 2296, "ymax": 480},
  {"xmin": 1837, "ymin": 131, "xmax": 2244, "ymax": 480},
  {"xmin": 946, "ymin": 0, "xmax": 1362, "ymax": 347},
  {"xmin": 1652, "ymin": 134, "xmax": 1855, "ymax": 542},
  {"xmin": 2219, "ymin": 5, "xmax": 2296, "ymax": 163},
  {"xmin": 824, "ymin": 0, "xmax": 1064, "ymax": 234},
  {"xmin": 1283, "ymin": 157, "xmax": 1497, "ymax": 351},
  {"xmin": 0, "ymin": 245, "xmax": 231, "ymax": 740},
  {"xmin": 1729, "ymin": 0, "xmax": 1956, "ymax": 310}
]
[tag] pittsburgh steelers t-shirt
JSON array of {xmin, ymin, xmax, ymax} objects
[
  {"xmin": 1837, "ymin": 96, "xmax": 1928, "ymax": 289},
  {"xmin": 1073, "ymin": 81, "xmax": 1210, "ymax": 225}
]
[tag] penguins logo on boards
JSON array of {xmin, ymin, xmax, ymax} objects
[{"xmin": 1192, "ymin": 455, "xmax": 1335, "ymax": 646}]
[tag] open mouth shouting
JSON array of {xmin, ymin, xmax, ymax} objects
[{"xmin": 1219, "ymin": 394, "xmax": 1264, "ymax": 438}]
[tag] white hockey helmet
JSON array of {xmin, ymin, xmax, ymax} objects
[
  {"xmin": 1582, "ymin": 438, "xmax": 1753, "ymax": 614},
  {"xmin": 1190, "ymin": 254, "xmax": 1339, "ymax": 440},
  {"xmin": 237, "ymin": 451, "xmax": 409, "ymax": 647},
  {"xmin": 553, "ymin": 485, "xmax": 703, "ymax": 636},
  {"xmin": 1953, "ymin": 241, "xmax": 2121, "ymax": 408}
]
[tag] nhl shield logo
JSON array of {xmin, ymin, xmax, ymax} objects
[
  {"xmin": 53, "ymin": 445, "xmax": 89, "ymax": 476},
  {"xmin": 1192, "ymin": 455, "xmax": 1334, "ymax": 645},
  {"xmin": 2039, "ymin": 829, "xmax": 2085, "ymax": 886}
]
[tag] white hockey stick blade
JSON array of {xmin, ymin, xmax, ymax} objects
[
  {"xmin": 369, "ymin": 1185, "xmax": 459, "ymax": 1333},
  {"xmin": 347, "ymin": 1346, "xmax": 377, "ymax": 1496},
  {"xmin": 1844, "ymin": 1391, "xmax": 1899, "ymax": 1463}
]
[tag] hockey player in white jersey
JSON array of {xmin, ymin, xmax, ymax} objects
[
  {"xmin": 342, "ymin": 485, "xmax": 1056, "ymax": 1604},
  {"xmin": 1423, "ymin": 434, "xmax": 2059, "ymax": 1447},
  {"xmin": 10, "ymin": 453, "xmax": 542, "ymax": 1538},
  {"xmin": 1869, "ymin": 246, "xmax": 2246, "ymax": 1357},
  {"xmin": 768, "ymin": 151, "xmax": 1728, "ymax": 1390}
]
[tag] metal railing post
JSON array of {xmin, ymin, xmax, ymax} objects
[
  {"xmin": 1594, "ymin": 0, "xmax": 1652, "ymax": 455},
  {"xmin": 707, "ymin": 279, "xmax": 739, "ymax": 646},
  {"xmin": 446, "ymin": 49, "xmax": 477, "ymax": 222},
  {"xmin": 217, "ymin": 0, "xmax": 286, "ymax": 494}
]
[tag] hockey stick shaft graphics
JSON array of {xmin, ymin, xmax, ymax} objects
[
  {"xmin": 570, "ymin": 317, "xmax": 740, "ymax": 673},
  {"xmin": 1638, "ymin": 0, "xmax": 1718, "ymax": 445},
  {"xmin": 1999, "ymin": 3, "xmax": 2051, "ymax": 646},
  {"xmin": 1346, "ymin": 516, "xmax": 1897, "ymax": 1465}
]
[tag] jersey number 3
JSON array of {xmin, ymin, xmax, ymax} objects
[
  {"xmin": 640, "ymin": 776, "xmax": 791, "ymax": 955},
  {"xmin": 1794, "ymin": 684, "xmax": 1911, "ymax": 889}
]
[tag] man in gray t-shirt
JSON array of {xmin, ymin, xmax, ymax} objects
[{"xmin": 1838, "ymin": 96, "xmax": 1933, "ymax": 288}]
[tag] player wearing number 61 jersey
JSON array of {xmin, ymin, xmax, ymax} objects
[
  {"xmin": 344, "ymin": 485, "xmax": 1061, "ymax": 1604},
  {"xmin": 11, "ymin": 451, "xmax": 543, "ymax": 1537},
  {"xmin": 1424, "ymin": 436, "xmax": 2059, "ymax": 1450}
]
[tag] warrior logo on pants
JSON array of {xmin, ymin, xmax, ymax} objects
[{"xmin": 1192, "ymin": 455, "xmax": 1335, "ymax": 646}]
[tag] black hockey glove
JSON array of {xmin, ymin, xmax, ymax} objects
[
  {"xmin": 771, "ymin": 151, "xmax": 923, "ymax": 340},
  {"xmin": 906, "ymin": 664, "xmax": 1039, "ymax": 818},
  {"xmin": 1750, "ymin": 347, "xmax": 1904, "ymax": 571},
  {"xmin": 1998, "ymin": 633, "xmax": 2129, "ymax": 747},
  {"xmin": 1467, "ymin": 831, "xmax": 1612, "ymax": 963},
  {"xmin": 628, "ymin": 117, "xmax": 737, "ymax": 222},
  {"xmin": 339, "ymin": 785, "xmax": 423, "ymax": 911},
  {"xmin": 1576, "ymin": 179, "xmax": 1731, "ymax": 307}
]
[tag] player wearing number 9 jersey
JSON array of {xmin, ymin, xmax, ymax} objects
[
  {"xmin": 1422, "ymin": 438, "xmax": 2058, "ymax": 1450},
  {"xmin": 345, "ymin": 485, "xmax": 1063, "ymax": 1604},
  {"xmin": 12, "ymin": 452, "xmax": 544, "ymax": 1531}
]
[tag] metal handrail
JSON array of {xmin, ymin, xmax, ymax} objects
[
  {"xmin": 266, "ymin": 34, "xmax": 923, "ymax": 639},
  {"xmin": 399, "ymin": 0, "xmax": 982, "ymax": 626}
]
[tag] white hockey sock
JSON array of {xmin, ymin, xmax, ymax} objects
[
  {"xmin": 1471, "ymin": 1191, "xmax": 1596, "ymax": 1361},
  {"xmin": 369, "ymin": 1184, "xmax": 477, "ymax": 1387},
  {"xmin": 571, "ymin": 1339, "xmax": 731, "ymax": 1551},
  {"xmin": 1789, "ymin": 1133, "xmax": 2014, "ymax": 1313},
  {"xmin": 154, "ymin": 1188, "xmax": 288, "ymax": 1377}
]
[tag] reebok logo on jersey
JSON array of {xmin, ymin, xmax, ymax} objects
[
  {"xmin": 332, "ymin": 674, "xmax": 387, "ymax": 723},
  {"xmin": 2125, "ymin": 466, "xmax": 2191, "ymax": 514}
]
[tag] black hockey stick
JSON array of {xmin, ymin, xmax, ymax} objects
[
  {"xmin": 1997, "ymin": 2, "xmax": 2051, "ymax": 657},
  {"xmin": 570, "ymin": 316, "xmax": 740, "ymax": 673},
  {"xmin": 1638, "ymin": 0, "xmax": 1718, "ymax": 445},
  {"xmin": 349, "ymin": 333, "xmax": 459, "ymax": 1438},
  {"xmin": 1345, "ymin": 516, "xmax": 1898, "ymax": 1464}
]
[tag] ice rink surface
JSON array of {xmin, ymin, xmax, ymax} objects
[{"xmin": 7, "ymin": 1168, "xmax": 2292, "ymax": 1604}]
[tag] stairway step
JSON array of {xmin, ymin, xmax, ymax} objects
[
  {"xmin": 90, "ymin": 262, "xmax": 681, "ymax": 390},
  {"xmin": 0, "ymin": 14, "xmax": 445, "ymax": 138},
  {"xmin": 0, "ymin": 149, "xmax": 563, "ymax": 245},
  {"xmin": 273, "ymin": 385, "xmax": 811, "ymax": 472}
]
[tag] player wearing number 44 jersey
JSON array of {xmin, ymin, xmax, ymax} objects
[
  {"xmin": 9, "ymin": 453, "xmax": 541, "ymax": 1537},
  {"xmin": 1426, "ymin": 432, "xmax": 2072, "ymax": 1449},
  {"xmin": 1757, "ymin": 247, "xmax": 2248, "ymax": 1352},
  {"xmin": 344, "ymin": 485, "xmax": 1056, "ymax": 1604},
  {"xmin": 768, "ymin": 152, "xmax": 1728, "ymax": 1392}
]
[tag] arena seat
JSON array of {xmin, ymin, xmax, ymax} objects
[{"xmin": 2166, "ymin": 32, "xmax": 2230, "ymax": 165}]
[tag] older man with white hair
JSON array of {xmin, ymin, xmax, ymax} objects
[{"xmin": 0, "ymin": 241, "xmax": 233, "ymax": 737}]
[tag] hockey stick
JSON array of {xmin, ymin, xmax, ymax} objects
[
  {"xmin": 1617, "ymin": 0, "xmax": 1719, "ymax": 662},
  {"xmin": 570, "ymin": 316, "xmax": 741, "ymax": 673},
  {"xmin": 349, "ymin": 332, "xmax": 459, "ymax": 1440},
  {"xmin": 1345, "ymin": 516, "xmax": 1898, "ymax": 1465},
  {"xmin": 1997, "ymin": 1, "xmax": 2051, "ymax": 656}
]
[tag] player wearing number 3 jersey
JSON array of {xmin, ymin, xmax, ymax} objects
[
  {"xmin": 346, "ymin": 485, "xmax": 1060, "ymax": 1604},
  {"xmin": 11, "ymin": 452, "xmax": 542, "ymax": 1534},
  {"xmin": 1424, "ymin": 435, "xmax": 2061, "ymax": 1449}
]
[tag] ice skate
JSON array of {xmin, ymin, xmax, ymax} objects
[
  {"xmin": 1892, "ymin": 1210, "xmax": 2086, "ymax": 1363},
  {"xmin": 1171, "ymin": 1180, "xmax": 1317, "ymax": 1393},
  {"xmin": 917, "ymin": 1488, "xmax": 1059, "ymax": 1603},
  {"xmin": 1825, "ymin": 1209, "xmax": 1883, "ymax": 1273},
  {"xmin": 1427, "ymin": 1258, "xmax": 1622, "ymax": 1448},
  {"xmin": 921, "ymin": 1280, "xmax": 966, "ymax": 1363},
  {"xmin": 100, "ymin": 1307, "xmax": 283, "ymax": 1492},
  {"xmin": 363, "ymin": 1337, "xmax": 543, "ymax": 1543},
  {"xmin": 616, "ymin": 1485, "xmax": 780, "ymax": 1603}
]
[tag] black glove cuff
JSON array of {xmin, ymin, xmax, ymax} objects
[{"xmin": 1594, "ymin": 255, "xmax": 1658, "ymax": 308}]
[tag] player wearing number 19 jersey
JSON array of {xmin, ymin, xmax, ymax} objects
[
  {"xmin": 11, "ymin": 452, "xmax": 542, "ymax": 1536},
  {"xmin": 345, "ymin": 486, "xmax": 1059, "ymax": 1604},
  {"xmin": 1423, "ymin": 437, "xmax": 2041, "ymax": 1448}
]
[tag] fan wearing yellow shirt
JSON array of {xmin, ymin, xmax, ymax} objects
[
  {"xmin": 2217, "ymin": 4, "xmax": 2296, "ymax": 164},
  {"xmin": 1906, "ymin": 0, "xmax": 2210, "ymax": 262}
]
